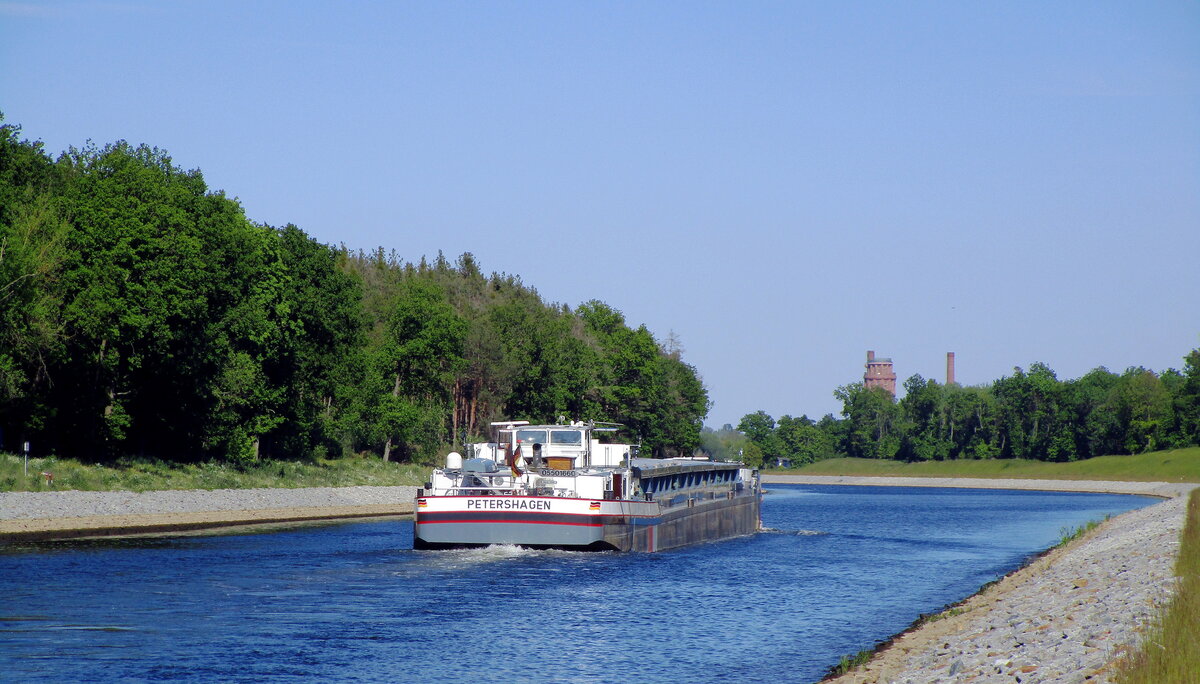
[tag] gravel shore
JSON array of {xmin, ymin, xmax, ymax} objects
[
  {"xmin": 764, "ymin": 476, "xmax": 1197, "ymax": 684},
  {"xmin": 0, "ymin": 485, "xmax": 418, "ymax": 540}
]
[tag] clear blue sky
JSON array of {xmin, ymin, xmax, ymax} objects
[{"xmin": 3, "ymin": 1, "xmax": 1198, "ymax": 428}]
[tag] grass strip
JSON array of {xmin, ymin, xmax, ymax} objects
[
  {"xmin": 0, "ymin": 452, "xmax": 426, "ymax": 492},
  {"xmin": 826, "ymin": 649, "xmax": 874, "ymax": 678},
  {"xmin": 777, "ymin": 447, "xmax": 1200, "ymax": 483},
  {"xmin": 1114, "ymin": 488, "xmax": 1200, "ymax": 683},
  {"xmin": 1058, "ymin": 516, "xmax": 1108, "ymax": 546}
]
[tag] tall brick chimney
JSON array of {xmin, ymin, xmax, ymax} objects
[{"xmin": 946, "ymin": 352, "xmax": 956, "ymax": 385}]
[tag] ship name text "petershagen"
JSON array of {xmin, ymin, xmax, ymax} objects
[{"xmin": 466, "ymin": 498, "xmax": 552, "ymax": 510}]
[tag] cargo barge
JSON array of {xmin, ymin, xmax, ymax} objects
[{"xmin": 413, "ymin": 421, "xmax": 761, "ymax": 552}]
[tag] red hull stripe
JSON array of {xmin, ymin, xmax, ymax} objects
[
  {"xmin": 418, "ymin": 511, "xmax": 610, "ymax": 525},
  {"xmin": 417, "ymin": 513, "xmax": 662, "ymax": 527},
  {"xmin": 421, "ymin": 495, "xmax": 631, "ymax": 503},
  {"xmin": 418, "ymin": 510, "xmax": 659, "ymax": 522},
  {"xmin": 417, "ymin": 518, "xmax": 603, "ymax": 527}
]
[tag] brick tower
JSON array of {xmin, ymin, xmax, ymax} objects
[{"xmin": 864, "ymin": 350, "xmax": 896, "ymax": 395}]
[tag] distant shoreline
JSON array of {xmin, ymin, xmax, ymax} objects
[
  {"xmin": 761, "ymin": 473, "xmax": 1192, "ymax": 498},
  {"xmin": 2, "ymin": 477, "xmax": 1190, "ymax": 543}
]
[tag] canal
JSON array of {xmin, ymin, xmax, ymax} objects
[{"xmin": 0, "ymin": 485, "xmax": 1156, "ymax": 682}]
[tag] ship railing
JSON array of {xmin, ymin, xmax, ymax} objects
[
  {"xmin": 441, "ymin": 485, "xmax": 520, "ymax": 494},
  {"xmin": 657, "ymin": 486, "xmax": 750, "ymax": 508},
  {"xmin": 436, "ymin": 485, "xmax": 576, "ymax": 498}
]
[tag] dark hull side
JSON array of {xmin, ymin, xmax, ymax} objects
[{"xmin": 605, "ymin": 491, "xmax": 761, "ymax": 552}]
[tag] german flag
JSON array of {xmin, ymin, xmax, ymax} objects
[
  {"xmin": 509, "ymin": 443, "xmax": 525, "ymax": 477},
  {"xmin": 417, "ymin": 499, "xmax": 427, "ymax": 508},
  {"xmin": 589, "ymin": 501, "xmax": 601, "ymax": 511}
]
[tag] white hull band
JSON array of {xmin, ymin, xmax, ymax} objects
[{"xmin": 414, "ymin": 492, "xmax": 760, "ymax": 552}]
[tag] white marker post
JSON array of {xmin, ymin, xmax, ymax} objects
[{"xmin": 23, "ymin": 441, "xmax": 30, "ymax": 477}]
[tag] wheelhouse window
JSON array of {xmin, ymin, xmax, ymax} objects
[
  {"xmin": 516, "ymin": 429, "xmax": 548, "ymax": 445},
  {"xmin": 549, "ymin": 430, "xmax": 582, "ymax": 445}
]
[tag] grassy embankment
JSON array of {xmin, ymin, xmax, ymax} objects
[
  {"xmin": 1115, "ymin": 487, "xmax": 1200, "ymax": 683},
  {"xmin": 776, "ymin": 446, "xmax": 1200, "ymax": 483},
  {"xmin": 0, "ymin": 452, "xmax": 426, "ymax": 492}
]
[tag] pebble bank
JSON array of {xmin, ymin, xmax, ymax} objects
[
  {"xmin": 0, "ymin": 485, "xmax": 419, "ymax": 520},
  {"xmin": 0, "ymin": 485, "xmax": 418, "ymax": 540}
]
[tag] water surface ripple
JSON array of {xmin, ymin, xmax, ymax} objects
[{"xmin": 0, "ymin": 485, "xmax": 1155, "ymax": 682}]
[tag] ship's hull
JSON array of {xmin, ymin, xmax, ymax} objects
[{"xmin": 413, "ymin": 491, "xmax": 761, "ymax": 552}]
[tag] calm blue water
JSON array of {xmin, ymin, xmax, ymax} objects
[{"xmin": 0, "ymin": 485, "xmax": 1154, "ymax": 683}]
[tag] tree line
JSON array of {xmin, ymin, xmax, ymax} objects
[
  {"xmin": 726, "ymin": 353, "xmax": 1200, "ymax": 468},
  {"xmin": 0, "ymin": 117, "xmax": 709, "ymax": 464}
]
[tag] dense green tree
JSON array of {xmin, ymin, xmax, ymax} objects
[
  {"xmin": 740, "ymin": 440, "xmax": 765, "ymax": 469},
  {"xmin": 992, "ymin": 363, "xmax": 1076, "ymax": 461},
  {"xmin": 0, "ymin": 116, "xmax": 60, "ymax": 229},
  {"xmin": 0, "ymin": 120, "xmax": 67, "ymax": 446},
  {"xmin": 728, "ymin": 411, "xmax": 840, "ymax": 466},
  {"xmin": 198, "ymin": 226, "xmax": 292, "ymax": 463},
  {"xmin": 950, "ymin": 384, "xmax": 1000, "ymax": 459},
  {"xmin": 737, "ymin": 410, "xmax": 775, "ymax": 446},
  {"xmin": 1103, "ymin": 367, "xmax": 1174, "ymax": 454},
  {"xmin": 834, "ymin": 382, "xmax": 901, "ymax": 459},
  {"xmin": 776, "ymin": 414, "xmax": 835, "ymax": 464},
  {"xmin": 497, "ymin": 292, "xmax": 595, "ymax": 425},
  {"xmin": 898, "ymin": 374, "xmax": 952, "ymax": 461},
  {"xmin": 654, "ymin": 352, "xmax": 710, "ymax": 456},
  {"xmin": 0, "ymin": 122, "xmax": 714, "ymax": 465},
  {"xmin": 737, "ymin": 409, "xmax": 784, "ymax": 462},
  {"xmin": 48, "ymin": 141, "xmax": 267, "ymax": 459},
  {"xmin": 335, "ymin": 255, "xmax": 710, "ymax": 461},
  {"xmin": 1069, "ymin": 367, "xmax": 1121, "ymax": 459},
  {"xmin": 578, "ymin": 300, "xmax": 708, "ymax": 456},
  {"xmin": 1, "ymin": 134, "xmax": 374, "ymax": 463},
  {"xmin": 256, "ymin": 225, "xmax": 364, "ymax": 458},
  {"xmin": 375, "ymin": 279, "xmax": 466, "ymax": 462},
  {"xmin": 1174, "ymin": 349, "xmax": 1200, "ymax": 447}
]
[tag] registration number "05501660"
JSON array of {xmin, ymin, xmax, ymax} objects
[{"xmin": 536, "ymin": 469, "xmax": 576, "ymax": 477}]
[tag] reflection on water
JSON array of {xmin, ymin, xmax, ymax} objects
[{"xmin": 0, "ymin": 485, "xmax": 1155, "ymax": 683}]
